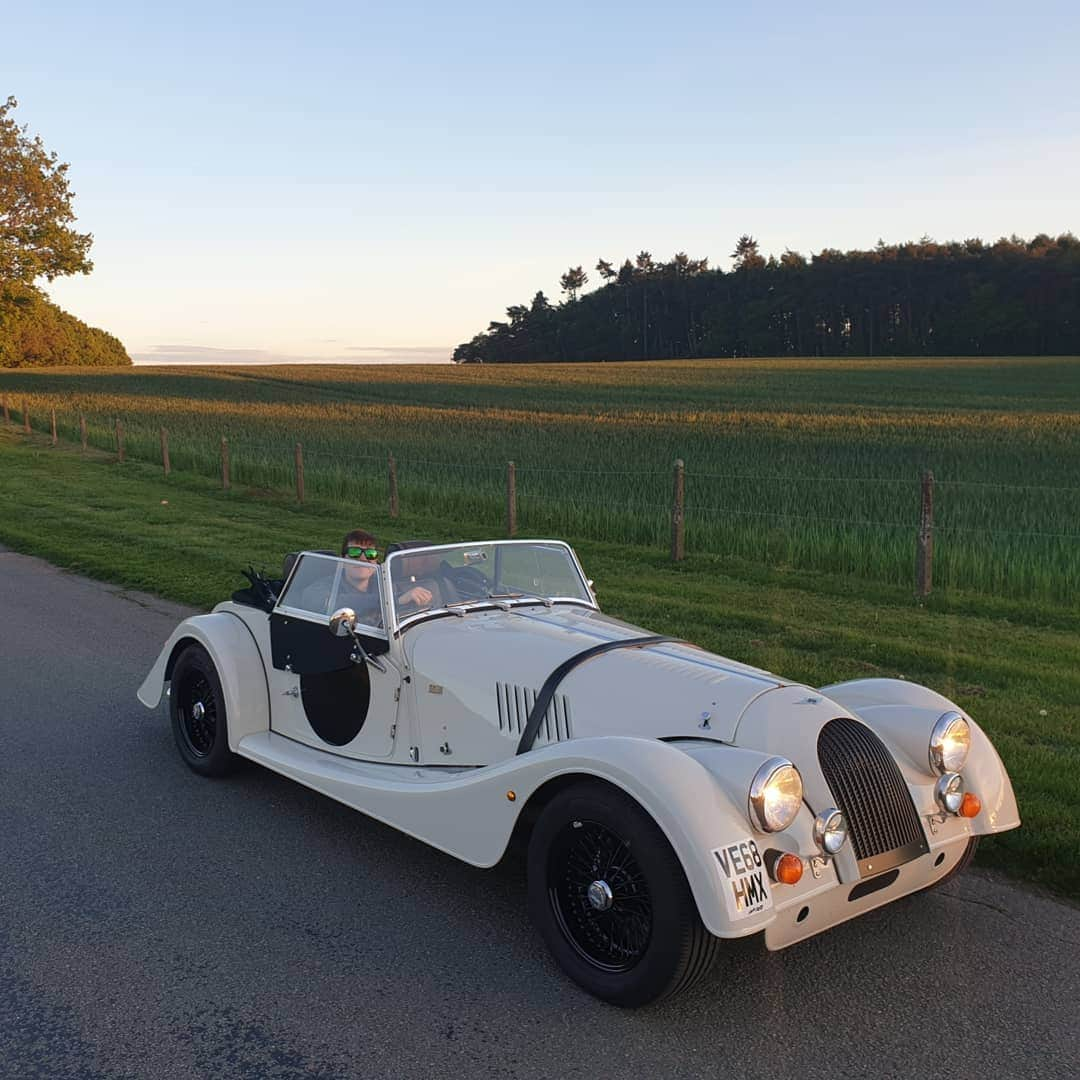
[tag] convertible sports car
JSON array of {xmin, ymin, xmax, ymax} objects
[{"xmin": 139, "ymin": 539, "xmax": 1020, "ymax": 1006}]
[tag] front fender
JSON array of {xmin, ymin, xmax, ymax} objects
[
  {"xmin": 821, "ymin": 678, "xmax": 1020, "ymax": 834},
  {"xmin": 137, "ymin": 612, "xmax": 270, "ymax": 752},
  {"xmin": 500, "ymin": 736, "xmax": 781, "ymax": 939}
]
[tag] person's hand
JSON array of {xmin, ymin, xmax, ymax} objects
[{"xmin": 398, "ymin": 585, "xmax": 433, "ymax": 607}]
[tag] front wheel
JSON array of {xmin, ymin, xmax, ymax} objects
[
  {"xmin": 922, "ymin": 835, "xmax": 979, "ymax": 893},
  {"xmin": 527, "ymin": 781, "xmax": 720, "ymax": 1007},
  {"xmin": 169, "ymin": 644, "xmax": 238, "ymax": 777}
]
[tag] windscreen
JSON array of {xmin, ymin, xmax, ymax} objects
[{"xmin": 389, "ymin": 541, "xmax": 591, "ymax": 619}]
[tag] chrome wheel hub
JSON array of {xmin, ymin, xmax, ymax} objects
[
  {"xmin": 191, "ymin": 701, "xmax": 206, "ymax": 721},
  {"xmin": 587, "ymin": 879, "xmax": 614, "ymax": 911}
]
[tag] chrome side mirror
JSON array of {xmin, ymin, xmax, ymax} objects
[
  {"xmin": 329, "ymin": 607, "xmax": 357, "ymax": 638},
  {"xmin": 328, "ymin": 606, "xmax": 387, "ymax": 673}
]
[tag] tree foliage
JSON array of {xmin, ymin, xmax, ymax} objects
[
  {"xmin": 454, "ymin": 234, "xmax": 1080, "ymax": 362},
  {"xmin": 0, "ymin": 96, "xmax": 128, "ymax": 366},
  {"xmin": 0, "ymin": 283, "xmax": 129, "ymax": 367},
  {"xmin": 1, "ymin": 96, "xmax": 93, "ymax": 284}
]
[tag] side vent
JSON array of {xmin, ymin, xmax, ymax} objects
[{"xmin": 495, "ymin": 682, "xmax": 573, "ymax": 745}]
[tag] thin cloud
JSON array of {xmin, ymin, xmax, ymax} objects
[{"xmin": 134, "ymin": 344, "xmax": 453, "ymax": 366}]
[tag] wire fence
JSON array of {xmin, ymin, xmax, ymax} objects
[{"xmin": 3, "ymin": 396, "xmax": 1079, "ymax": 605}]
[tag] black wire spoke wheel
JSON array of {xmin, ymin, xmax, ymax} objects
[
  {"xmin": 177, "ymin": 670, "xmax": 218, "ymax": 757},
  {"xmin": 528, "ymin": 781, "xmax": 721, "ymax": 1006},
  {"xmin": 169, "ymin": 644, "xmax": 237, "ymax": 777},
  {"xmin": 549, "ymin": 819, "xmax": 653, "ymax": 972}
]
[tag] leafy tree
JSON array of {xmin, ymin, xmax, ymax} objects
[
  {"xmin": 731, "ymin": 234, "xmax": 765, "ymax": 272},
  {"xmin": 595, "ymin": 258, "xmax": 616, "ymax": 283},
  {"xmin": 1, "ymin": 96, "xmax": 93, "ymax": 285},
  {"xmin": 559, "ymin": 265, "xmax": 588, "ymax": 302}
]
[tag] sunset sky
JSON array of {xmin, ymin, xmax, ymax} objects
[{"xmin": 7, "ymin": 0, "xmax": 1078, "ymax": 363}]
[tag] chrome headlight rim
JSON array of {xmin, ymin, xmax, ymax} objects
[
  {"xmin": 748, "ymin": 756, "xmax": 803, "ymax": 833},
  {"xmin": 812, "ymin": 807, "xmax": 848, "ymax": 855},
  {"xmin": 929, "ymin": 710, "xmax": 971, "ymax": 775},
  {"xmin": 934, "ymin": 771, "xmax": 965, "ymax": 815}
]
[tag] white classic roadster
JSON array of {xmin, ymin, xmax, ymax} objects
[{"xmin": 139, "ymin": 539, "xmax": 1020, "ymax": 1006}]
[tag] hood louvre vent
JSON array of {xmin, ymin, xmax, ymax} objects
[{"xmin": 495, "ymin": 682, "xmax": 572, "ymax": 745}]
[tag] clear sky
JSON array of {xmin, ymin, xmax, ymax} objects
[{"xmin": 6, "ymin": 1, "xmax": 1079, "ymax": 363}]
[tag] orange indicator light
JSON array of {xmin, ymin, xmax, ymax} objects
[
  {"xmin": 960, "ymin": 792, "xmax": 981, "ymax": 818},
  {"xmin": 506, "ymin": 790, "xmax": 517, "ymax": 802},
  {"xmin": 775, "ymin": 853, "xmax": 804, "ymax": 885}
]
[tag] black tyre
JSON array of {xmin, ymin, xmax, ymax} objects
[
  {"xmin": 527, "ymin": 780, "xmax": 720, "ymax": 1007},
  {"xmin": 922, "ymin": 835, "xmax": 979, "ymax": 892},
  {"xmin": 169, "ymin": 644, "xmax": 237, "ymax": 777}
]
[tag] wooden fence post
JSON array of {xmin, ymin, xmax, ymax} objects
[
  {"xmin": 50, "ymin": 409, "xmax": 57, "ymax": 446},
  {"xmin": 506, "ymin": 461, "xmax": 517, "ymax": 538},
  {"xmin": 23, "ymin": 402, "xmax": 30, "ymax": 434},
  {"xmin": 916, "ymin": 469, "xmax": 934, "ymax": 598},
  {"xmin": 80, "ymin": 415, "xmax": 87, "ymax": 451},
  {"xmin": 160, "ymin": 428, "xmax": 170, "ymax": 476},
  {"xmin": 295, "ymin": 442, "xmax": 305, "ymax": 504},
  {"xmin": 671, "ymin": 458, "xmax": 685, "ymax": 562},
  {"xmin": 388, "ymin": 453, "xmax": 399, "ymax": 518},
  {"xmin": 115, "ymin": 419, "xmax": 124, "ymax": 462},
  {"xmin": 221, "ymin": 436, "xmax": 230, "ymax": 490}
]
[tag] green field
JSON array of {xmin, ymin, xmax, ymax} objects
[
  {"xmin": 0, "ymin": 421, "xmax": 1077, "ymax": 901},
  {"xmin": 1, "ymin": 356, "xmax": 1079, "ymax": 604}
]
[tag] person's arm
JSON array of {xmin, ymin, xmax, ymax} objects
[{"xmin": 397, "ymin": 584, "xmax": 433, "ymax": 608}]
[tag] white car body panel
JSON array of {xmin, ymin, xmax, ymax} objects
[
  {"xmin": 137, "ymin": 610, "xmax": 270, "ymax": 750},
  {"xmin": 403, "ymin": 605, "xmax": 785, "ymax": 764},
  {"xmin": 139, "ymin": 541, "xmax": 1020, "ymax": 947}
]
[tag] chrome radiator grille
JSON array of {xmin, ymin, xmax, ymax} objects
[
  {"xmin": 817, "ymin": 717, "xmax": 928, "ymax": 876},
  {"xmin": 495, "ymin": 683, "xmax": 573, "ymax": 745}
]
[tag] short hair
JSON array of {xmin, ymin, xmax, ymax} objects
[{"xmin": 341, "ymin": 528, "xmax": 378, "ymax": 557}]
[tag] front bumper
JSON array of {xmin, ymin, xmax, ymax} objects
[{"xmin": 763, "ymin": 829, "xmax": 972, "ymax": 951}]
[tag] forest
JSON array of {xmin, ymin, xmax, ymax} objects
[{"xmin": 453, "ymin": 233, "xmax": 1080, "ymax": 363}]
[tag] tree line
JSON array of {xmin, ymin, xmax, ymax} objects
[
  {"xmin": 453, "ymin": 233, "xmax": 1080, "ymax": 363},
  {"xmin": 0, "ymin": 284, "xmax": 129, "ymax": 367}
]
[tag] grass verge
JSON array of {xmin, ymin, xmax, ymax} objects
[{"xmin": 1, "ymin": 424, "xmax": 1077, "ymax": 900}]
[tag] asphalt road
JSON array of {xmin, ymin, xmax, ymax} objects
[{"xmin": 1, "ymin": 547, "xmax": 1078, "ymax": 1080}]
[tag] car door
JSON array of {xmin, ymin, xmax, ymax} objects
[{"xmin": 268, "ymin": 553, "xmax": 399, "ymax": 758}]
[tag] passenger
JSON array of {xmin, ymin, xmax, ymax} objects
[{"xmin": 394, "ymin": 548, "xmax": 452, "ymax": 612}]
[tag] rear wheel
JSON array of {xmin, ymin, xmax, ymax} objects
[
  {"xmin": 527, "ymin": 781, "xmax": 720, "ymax": 1007},
  {"xmin": 169, "ymin": 644, "xmax": 237, "ymax": 777}
]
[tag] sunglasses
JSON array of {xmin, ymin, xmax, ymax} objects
[{"xmin": 345, "ymin": 546, "xmax": 379, "ymax": 560}]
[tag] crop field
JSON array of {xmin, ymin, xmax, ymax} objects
[{"xmin": 2, "ymin": 356, "xmax": 1079, "ymax": 605}]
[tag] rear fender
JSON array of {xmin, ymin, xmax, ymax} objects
[{"xmin": 137, "ymin": 612, "xmax": 270, "ymax": 751}]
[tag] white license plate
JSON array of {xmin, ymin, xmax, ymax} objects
[{"xmin": 712, "ymin": 838, "xmax": 773, "ymax": 920}]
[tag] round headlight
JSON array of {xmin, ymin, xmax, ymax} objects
[
  {"xmin": 749, "ymin": 758, "xmax": 803, "ymax": 833},
  {"xmin": 929, "ymin": 711, "xmax": 971, "ymax": 774},
  {"xmin": 935, "ymin": 772, "xmax": 965, "ymax": 815},
  {"xmin": 813, "ymin": 808, "xmax": 848, "ymax": 854}
]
